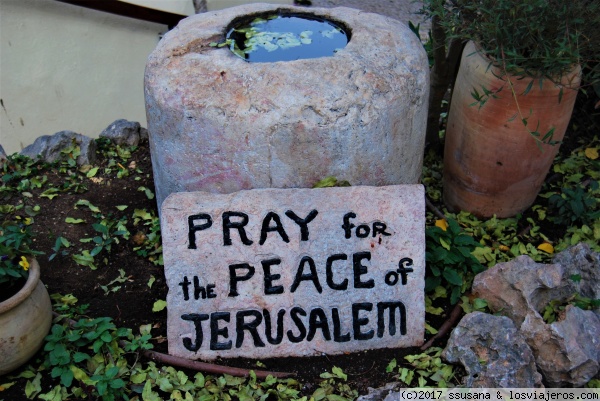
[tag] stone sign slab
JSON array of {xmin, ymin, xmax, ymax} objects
[{"xmin": 161, "ymin": 185, "xmax": 425, "ymax": 360}]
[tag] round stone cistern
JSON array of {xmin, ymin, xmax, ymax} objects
[{"xmin": 144, "ymin": 3, "xmax": 430, "ymax": 209}]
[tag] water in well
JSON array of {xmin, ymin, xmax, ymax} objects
[{"xmin": 226, "ymin": 14, "xmax": 349, "ymax": 62}]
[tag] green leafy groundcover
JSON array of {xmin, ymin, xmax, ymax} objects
[
  {"xmin": 7, "ymin": 293, "xmax": 360, "ymax": 400},
  {"xmin": 1, "ymin": 128, "xmax": 600, "ymax": 399}
]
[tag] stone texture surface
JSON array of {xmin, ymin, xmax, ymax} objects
[
  {"xmin": 521, "ymin": 305, "xmax": 600, "ymax": 387},
  {"xmin": 473, "ymin": 244, "xmax": 600, "ymax": 387},
  {"xmin": 99, "ymin": 119, "xmax": 143, "ymax": 147},
  {"xmin": 140, "ymin": 127, "xmax": 149, "ymax": 141},
  {"xmin": 20, "ymin": 130, "xmax": 96, "ymax": 166},
  {"xmin": 145, "ymin": 4, "xmax": 429, "ymax": 209},
  {"xmin": 355, "ymin": 382, "xmax": 400, "ymax": 401},
  {"xmin": 552, "ymin": 243, "xmax": 600, "ymax": 309},
  {"xmin": 161, "ymin": 185, "xmax": 425, "ymax": 360},
  {"xmin": 442, "ymin": 312, "xmax": 543, "ymax": 388}
]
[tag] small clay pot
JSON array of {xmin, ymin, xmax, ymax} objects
[{"xmin": 0, "ymin": 258, "xmax": 52, "ymax": 375}]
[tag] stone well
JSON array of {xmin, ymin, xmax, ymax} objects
[{"xmin": 145, "ymin": 3, "xmax": 429, "ymax": 209}]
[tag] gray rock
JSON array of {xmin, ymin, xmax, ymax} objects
[
  {"xmin": 0, "ymin": 144, "xmax": 7, "ymax": 161},
  {"xmin": 139, "ymin": 127, "xmax": 149, "ymax": 141},
  {"xmin": 356, "ymin": 382, "xmax": 400, "ymax": 401},
  {"xmin": 145, "ymin": 4, "xmax": 429, "ymax": 210},
  {"xmin": 472, "ymin": 244, "xmax": 600, "ymax": 387},
  {"xmin": 99, "ymin": 119, "xmax": 142, "ymax": 147},
  {"xmin": 553, "ymin": 243, "xmax": 600, "ymax": 303},
  {"xmin": 521, "ymin": 305, "xmax": 600, "ymax": 387},
  {"xmin": 472, "ymin": 255, "xmax": 568, "ymax": 327},
  {"xmin": 20, "ymin": 130, "xmax": 96, "ymax": 166},
  {"xmin": 442, "ymin": 312, "xmax": 543, "ymax": 388}
]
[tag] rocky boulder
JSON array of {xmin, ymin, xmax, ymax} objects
[
  {"xmin": 356, "ymin": 383, "xmax": 400, "ymax": 401},
  {"xmin": 553, "ymin": 242, "xmax": 600, "ymax": 309},
  {"xmin": 473, "ymin": 243, "xmax": 600, "ymax": 386},
  {"xmin": 99, "ymin": 119, "xmax": 146, "ymax": 147},
  {"xmin": 20, "ymin": 130, "xmax": 96, "ymax": 166},
  {"xmin": 442, "ymin": 312, "xmax": 542, "ymax": 388}
]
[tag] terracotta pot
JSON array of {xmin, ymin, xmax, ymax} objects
[
  {"xmin": 0, "ymin": 258, "xmax": 52, "ymax": 375},
  {"xmin": 443, "ymin": 41, "xmax": 581, "ymax": 218}
]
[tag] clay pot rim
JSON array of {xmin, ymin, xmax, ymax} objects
[
  {"xmin": 0, "ymin": 257, "xmax": 40, "ymax": 314},
  {"xmin": 468, "ymin": 40, "xmax": 581, "ymax": 88}
]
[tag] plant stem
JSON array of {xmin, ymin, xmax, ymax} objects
[{"xmin": 420, "ymin": 300, "xmax": 463, "ymax": 351}]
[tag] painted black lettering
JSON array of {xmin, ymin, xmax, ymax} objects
[
  {"xmin": 228, "ymin": 263, "xmax": 255, "ymax": 297},
  {"xmin": 355, "ymin": 224, "xmax": 370, "ymax": 238},
  {"xmin": 397, "ymin": 258, "xmax": 414, "ymax": 285},
  {"xmin": 377, "ymin": 301, "xmax": 407, "ymax": 337},
  {"xmin": 285, "ymin": 209, "xmax": 319, "ymax": 241},
  {"xmin": 193, "ymin": 276, "xmax": 205, "ymax": 299},
  {"xmin": 262, "ymin": 258, "xmax": 284, "ymax": 295},
  {"xmin": 206, "ymin": 283, "xmax": 216, "ymax": 299},
  {"xmin": 372, "ymin": 222, "xmax": 391, "ymax": 237},
  {"xmin": 210, "ymin": 312, "xmax": 232, "ymax": 350},
  {"xmin": 307, "ymin": 308, "xmax": 331, "ymax": 341},
  {"xmin": 263, "ymin": 309, "xmax": 285, "ymax": 345},
  {"xmin": 332, "ymin": 308, "xmax": 351, "ymax": 342},
  {"xmin": 181, "ymin": 313, "xmax": 209, "ymax": 351},
  {"xmin": 189, "ymin": 278, "xmax": 216, "ymax": 300},
  {"xmin": 235, "ymin": 310, "xmax": 265, "ymax": 348},
  {"xmin": 342, "ymin": 212, "xmax": 356, "ymax": 239},
  {"xmin": 179, "ymin": 276, "xmax": 191, "ymax": 301},
  {"xmin": 326, "ymin": 254, "xmax": 348, "ymax": 290},
  {"xmin": 259, "ymin": 212, "xmax": 290, "ymax": 245},
  {"xmin": 188, "ymin": 214, "xmax": 212, "ymax": 249},
  {"xmin": 287, "ymin": 307, "xmax": 307, "ymax": 343},
  {"xmin": 352, "ymin": 303, "xmax": 374, "ymax": 340},
  {"xmin": 353, "ymin": 251, "xmax": 374, "ymax": 288},
  {"xmin": 222, "ymin": 212, "xmax": 253, "ymax": 246},
  {"xmin": 290, "ymin": 256, "xmax": 322, "ymax": 293}
]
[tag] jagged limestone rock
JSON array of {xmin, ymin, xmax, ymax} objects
[
  {"xmin": 99, "ymin": 119, "xmax": 142, "ymax": 147},
  {"xmin": 473, "ymin": 244, "xmax": 600, "ymax": 386},
  {"xmin": 442, "ymin": 312, "xmax": 542, "ymax": 388},
  {"xmin": 20, "ymin": 130, "xmax": 96, "ymax": 166}
]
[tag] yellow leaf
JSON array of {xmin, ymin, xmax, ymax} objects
[
  {"xmin": 537, "ymin": 242, "xmax": 554, "ymax": 254},
  {"xmin": 70, "ymin": 365, "xmax": 91, "ymax": 383},
  {"xmin": 585, "ymin": 148, "xmax": 599, "ymax": 160},
  {"xmin": 435, "ymin": 219, "xmax": 449, "ymax": 231},
  {"xmin": 499, "ymin": 245, "xmax": 510, "ymax": 252},
  {"xmin": 0, "ymin": 382, "xmax": 16, "ymax": 391}
]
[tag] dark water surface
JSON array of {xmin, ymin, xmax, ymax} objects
[{"xmin": 227, "ymin": 15, "xmax": 349, "ymax": 62}]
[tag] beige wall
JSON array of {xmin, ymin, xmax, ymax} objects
[
  {"xmin": 207, "ymin": 0, "xmax": 293, "ymax": 10},
  {"xmin": 0, "ymin": 0, "xmax": 295, "ymax": 155},
  {"xmin": 0, "ymin": 0, "xmax": 168, "ymax": 154},
  {"xmin": 121, "ymin": 0, "xmax": 194, "ymax": 15}
]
